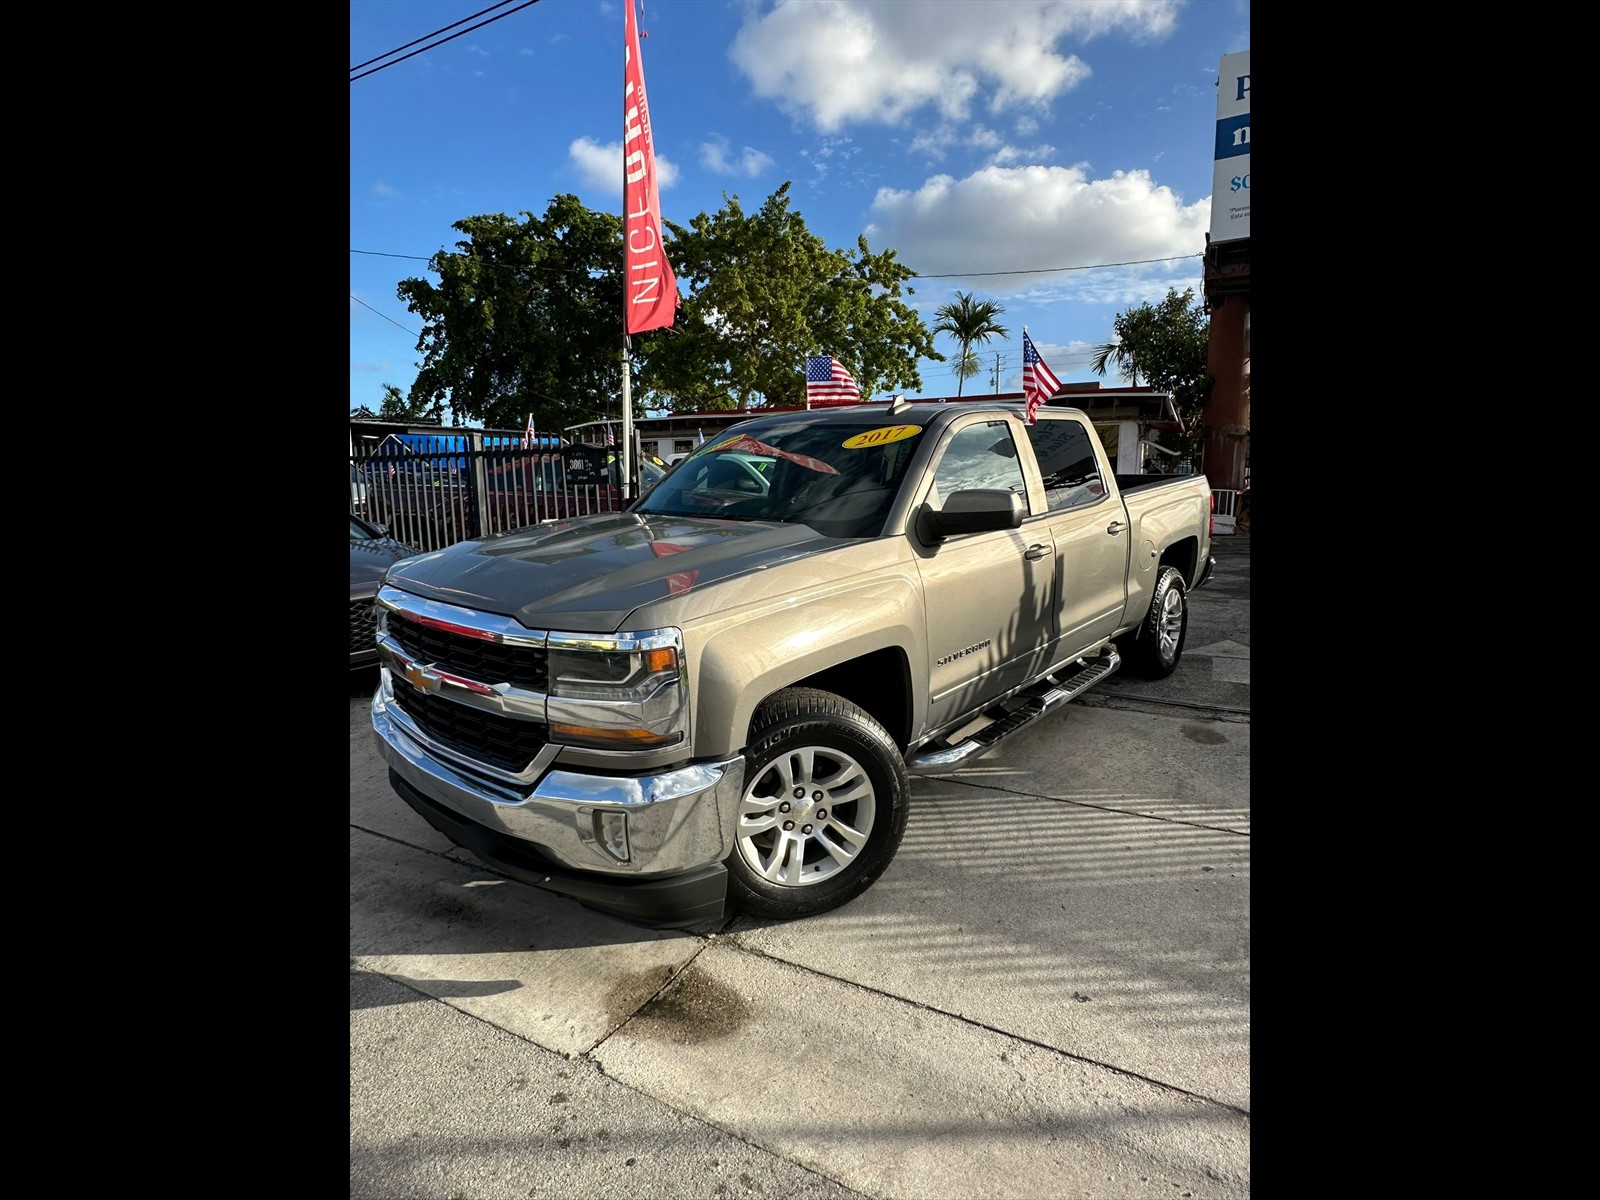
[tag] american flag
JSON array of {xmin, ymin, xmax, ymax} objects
[
  {"xmin": 521, "ymin": 412, "xmax": 536, "ymax": 449},
  {"xmin": 604, "ymin": 425, "xmax": 616, "ymax": 446},
  {"xmin": 1021, "ymin": 329, "xmax": 1061, "ymax": 424},
  {"xmin": 805, "ymin": 355, "xmax": 861, "ymax": 407},
  {"xmin": 694, "ymin": 428, "xmax": 705, "ymax": 447}
]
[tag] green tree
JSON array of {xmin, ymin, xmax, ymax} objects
[
  {"xmin": 374, "ymin": 383, "xmax": 444, "ymax": 423},
  {"xmin": 396, "ymin": 196, "xmax": 631, "ymax": 431},
  {"xmin": 1091, "ymin": 288, "xmax": 1212, "ymax": 448},
  {"xmin": 931, "ymin": 291, "xmax": 1009, "ymax": 397},
  {"xmin": 649, "ymin": 183, "xmax": 940, "ymax": 409},
  {"xmin": 393, "ymin": 187, "xmax": 941, "ymax": 425}
]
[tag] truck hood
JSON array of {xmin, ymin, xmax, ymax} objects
[
  {"xmin": 351, "ymin": 535, "xmax": 420, "ymax": 597},
  {"xmin": 383, "ymin": 513, "xmax": 836, "ymax": 632}
]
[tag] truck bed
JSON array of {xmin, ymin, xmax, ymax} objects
[{"xmin": 1113, "ymin": 473, "xmax": 1204, "ymax": 496}]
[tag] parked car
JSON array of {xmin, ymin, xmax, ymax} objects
[
  {"xmin": 350, "ymin": 513, "xmax": 418, "ymax": 668},
  {"xmin": 362, "ymin": 444, "xmax": 672, "ymax": 551},
  {"xmin": 350, "ymin": 464, "xmax": 368, "ymax": 517}
]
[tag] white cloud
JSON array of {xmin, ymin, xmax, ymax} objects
[
  {"xmin": 730, "ymin": 0, "xmax": 1180, "ymax": 132},
  {"xmin": 798, "ymin": 136, "xmax": 858, "ymax": 185},
  {"xmin": 865, "ymin": 163, "xmax": 1208, "ymax": 295},
  {"xmin": 372, "ymin": 182, "xmax": 397, "ymax": 198},
  {"xmin": 989, "ymin": 143, "xmax": 1057, "ymax": 166},
  {"xmin": 568, "ymin": 137, "xmax": 680, "ymax": 192},
  {"xmin": 700, "ymin": 135, "xmax": 775, "ymax": 177},
  {"xmin": 909, "ymin": 124, "xmax": 1005, "ymax": 162}
]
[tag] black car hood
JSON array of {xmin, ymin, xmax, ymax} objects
[
  {"xmin": 351, "ymin": 537, "xmax": 417, "ymax": 595},
  {"xmin": 383, "ymin": 512, "xmax": 835, "ymax": 631}
]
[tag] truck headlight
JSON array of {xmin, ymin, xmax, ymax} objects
[{"xmin": 546, "ymin": 628, "xmax": 687, "ymax": 751}]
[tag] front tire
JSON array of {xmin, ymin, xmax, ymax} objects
[
  {"xmin": 1123, "ymin": 565, "xmax": 1188, "ymax": 679},
  {"xmin": 726, "ymin": 687, "xmax": 910, "ymax": 920}
]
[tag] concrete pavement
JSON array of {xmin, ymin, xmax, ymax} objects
[{"xmin": 350, "ymin": 532, "xmax": 1250, "ymax": 1198}]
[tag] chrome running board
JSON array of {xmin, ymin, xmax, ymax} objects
[{"xmin": 906, "ymin": 646, "xmax": 1121, "ymax": 774}]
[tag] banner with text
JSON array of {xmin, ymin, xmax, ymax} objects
[
  {"xmin": 1209, "ymin": 49, "xmax": 1250, "ymax": 244},
  {"xmin": 624, "ymin": 2, "xmax": 677, "ymax": 333}
]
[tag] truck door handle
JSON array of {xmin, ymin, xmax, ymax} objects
[
  {"xmin": 1106, "ymin": 521, "xmax": 1127, "ymax": 535},
  {"xmin": 1025, "ymin": 543, "xmax": 1053, "ymax": 560}
]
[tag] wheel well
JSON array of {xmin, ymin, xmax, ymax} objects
[
  {"xmin": 1160, "ymin": 537, "xmax": 1198, "ymax": 584},
  {"xmin": 762, "ymin": 648, "xmax": 913, "ymax": 752}
]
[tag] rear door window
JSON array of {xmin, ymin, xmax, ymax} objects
[{"xmin": 1023, "ymin": 419, "xmax": 1106, "ymax": 511}]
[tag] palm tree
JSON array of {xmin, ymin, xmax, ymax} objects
[
  {"xmin": 932, "ymin": 291, "xmax": 1009, "ymax": 397},
  {"xmin": 1091, "ymin": 302, "xmax": 1164, "ymax": 387},
  {"xmin": 1090, "ymin": 340, "xmax": 1141, "ymax": 387}
]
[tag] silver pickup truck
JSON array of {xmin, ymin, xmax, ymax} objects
[{"xmin": 370, "ymin": 399, "xmax": 1215, "ymax": 929}]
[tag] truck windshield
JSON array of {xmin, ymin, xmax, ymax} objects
[{"xmin": 636, "ymin": 421, "xmax": 922, "ymax": 538}]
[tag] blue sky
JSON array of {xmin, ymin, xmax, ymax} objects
[{"xmin": 350, "ymin": 0, "xmax": 1250, "ymax": 424}]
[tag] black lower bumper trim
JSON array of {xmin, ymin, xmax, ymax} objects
[{"xmin": 387, "ymin": 769, "xmax": 728, "ymax": 931}]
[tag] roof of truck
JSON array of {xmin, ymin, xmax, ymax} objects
[{"xmin": 731, "ymin": 398, "xmax": 1067, "ymax": 429}]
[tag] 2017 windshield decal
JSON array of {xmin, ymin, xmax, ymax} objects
[{"xmin": 842, "ymin": 425, "xmax": 920, "ymax": 449}]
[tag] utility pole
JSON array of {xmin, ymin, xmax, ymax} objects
[{"xmin": 989, "ymin": 353, "xmax": 1006, "ymax": 392}]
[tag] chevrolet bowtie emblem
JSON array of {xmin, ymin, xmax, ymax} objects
[{"xmin": 402, "ymin": 663, "xmax": 437, "ymax": 692}]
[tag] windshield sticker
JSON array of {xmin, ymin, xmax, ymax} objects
[
  {"xmin": 843, "ymin": 425, "xmax": 921, "ymax": 449},
  {"xmin": 712, "ymin": 432, "xmax": 840, "ymax": 475}
]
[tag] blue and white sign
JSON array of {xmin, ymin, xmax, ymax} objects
[{"xmin": 1210, "ymin": 50, "xmax": 1250, "ymax": 244}]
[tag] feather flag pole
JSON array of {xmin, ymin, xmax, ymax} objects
[{"xmin": 620, "ymin": 0, "xmax": 677, "ymax": 499}]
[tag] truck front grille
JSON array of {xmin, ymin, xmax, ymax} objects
[
  {"xmin": 387, "ymin": 611, "xmax": 549, "ymax": 690},
  {"xmin": 390, "ymin": 681, "xmax": 548, "ymax": 773},
  {"xmin": 350, "ymin": 599, "xmax": 377, "ymax": 655}
]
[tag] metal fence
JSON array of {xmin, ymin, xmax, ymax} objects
[
  {"xmin": 350, "ymin": 432, "xmax": 630, "ymax": 553},
  {"xmin": 351, "ymin": 430, "xmax": 1247, "ymax": 549}
]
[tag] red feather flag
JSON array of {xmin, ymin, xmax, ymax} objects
[{"xmin": 623, "ymin": 2, "xmax": 677, "ymax": 334}]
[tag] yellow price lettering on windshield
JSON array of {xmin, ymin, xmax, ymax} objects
[{"xmin": 842, "ymin": 425, "xmax": 920, "ymax": 449}]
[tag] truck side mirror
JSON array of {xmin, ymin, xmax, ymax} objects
[{"xmin": 921, "ymin": 489, "xmax": 1024, "ymax": 541}]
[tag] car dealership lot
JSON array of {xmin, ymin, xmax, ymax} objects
[{"xmin": 351, "ymin": 537, "xmax": 1250, "ymax": 1199}]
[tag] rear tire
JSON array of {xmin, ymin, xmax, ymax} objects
[
  {"xmin": 726, "ymin": 687, "xmax": 910, "ymax": 920},
  {"xmin": 1123, "ymin": 565, "xmax": 1188, "ymax": 679}
]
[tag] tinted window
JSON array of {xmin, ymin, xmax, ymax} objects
[{"xmin": 1024, "ymin": 419, "xmax": 1105, "ymax": 511}]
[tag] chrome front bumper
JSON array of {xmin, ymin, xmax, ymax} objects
[{"xmin": 372, "ymin": 682, "xmax": 744, "ymax": 879}]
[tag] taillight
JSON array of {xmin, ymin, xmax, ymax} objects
[{"xmin": 1209, "ymin": 491, "xmax": 1215, "ymax": 537}]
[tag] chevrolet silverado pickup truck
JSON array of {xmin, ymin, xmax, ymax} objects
[{"xmin": 370, "ymin": 399, "xmax": 1215, "ymax": 929}]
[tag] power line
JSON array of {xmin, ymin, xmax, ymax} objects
[
  {"xmin": 350, "ymin": 285, "xmax": 1112, "ymax": 379},
  {"xmin": 352, "ymin": 250, "xmax": 1179, "ymax": 395},
  {"xmin": 352, "ymin": 250, "xmax": 434, "ymax": 263},
  {"xmin": 919, "ymin": 351, "xmax": 1106, "ymax": 380},
  {"xmin": 351, "ymin": 294, "xmax": 418, "ymax": 337},
  {"xmin": 350, "ymin": 0, "xmax": 543, "ymax": 82},
  {"xmin": 913, "ymin": 254, "xmax": 1201, "ymax": 279},
  {"xmin": 351, "ymin": 246, "xmax": 1202, "ymax": 281},
  {"xmin": 350, "ymin": 1, "xmax": 514, "ymax": 73}
]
